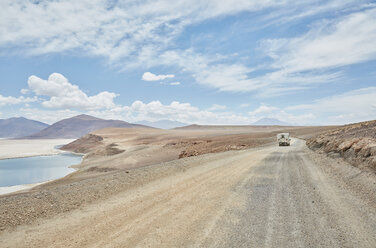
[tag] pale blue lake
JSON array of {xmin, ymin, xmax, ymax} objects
[{"xmin": 0, "ymin": 153, "xmax": 82, "ymax": 187}]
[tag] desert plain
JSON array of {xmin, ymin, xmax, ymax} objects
[{"xmin": 0, "ymin": 124, "xmax": 375, "ymax": 247}]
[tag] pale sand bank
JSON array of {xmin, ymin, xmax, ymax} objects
[
  {"xmin": 0, "ymin": 139, "xmax": 74, "ymax": 159},
  {"xmin": 0, "ymin": 182, "xmax": 47, "ymax": 195}
]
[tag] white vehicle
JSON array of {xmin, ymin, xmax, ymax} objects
[{"xmin": 277, "ymin": 133, "xmax": 291, "ymax": 146}]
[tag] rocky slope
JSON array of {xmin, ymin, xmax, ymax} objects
[{"xmin": 307, "ymin": 120, "xmax": 376, "ymax": 172}]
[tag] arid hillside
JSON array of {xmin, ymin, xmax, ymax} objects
[
  {"xmin": 307, "ymin": 120, "xmax": 376, "ymax": 172},
  {"xmin": 61, "ymin": 125, "xmax": 337, "ymax": 175},
  {"xmin": 61, "ymin": 127, "xmax": 275, "ymax": 174}
]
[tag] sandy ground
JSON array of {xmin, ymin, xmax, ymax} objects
[
  {"xmin": 0, "ymin": 182, "xmax": 47, "ymax": 195},
  {"xmin": 1, "ymin": 138, "xmax": 375, "ymax": 247},
  {"xmin": 61, "ymin": 126, "xmax": 336, "ymax": 174},
  {"xmin": 0, "ymin": 139, "xmax": 74, "ymax": 159}
]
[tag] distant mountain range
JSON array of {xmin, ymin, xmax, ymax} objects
[
  {"xmin": 25, "ymin": 114, "xmax": 150, "ymax": 139},
  {"xmin": 0, "ymin": 117, "xmax": 49, "ymax": 138},
  {"xmin": 0, "ymin": 115, "xmax": 293, "ymax": 139},
  {"xmin": 136, "ymin": 119, "xmax": 188, "ymax": 129},
  {"xmin": 252, "ymin": 117, "xmax": 291, "ymax": 126}
]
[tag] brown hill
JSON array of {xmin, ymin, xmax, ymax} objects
[
  {"xmin": 26, "ymin": 114, "xmax": 150, "ymax": 139},
  {"xmin": 307, "ymin": 120, "xmax": 376, "ymax": 172}
]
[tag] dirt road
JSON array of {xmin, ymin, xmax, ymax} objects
[{"xmin": 1, "ymin": 139, "xmax": 375, "ymax": 247}]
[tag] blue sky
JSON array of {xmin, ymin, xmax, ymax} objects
[{"xmin": 0, "ymin": 0, "xmax": 375, "ymax": 125}]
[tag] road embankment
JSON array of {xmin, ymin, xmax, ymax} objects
[{"xmin": 307, "ymin": 120, "xmax": 376, "ymax": 172}]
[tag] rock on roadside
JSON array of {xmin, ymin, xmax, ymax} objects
[{"xmin": 307, "ymin": 120, "xmax": 376, "ymax": 172}]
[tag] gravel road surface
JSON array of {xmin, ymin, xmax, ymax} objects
[{"xmin": 1, "ymin": 138, "xmax": 375, "ymax": 247}]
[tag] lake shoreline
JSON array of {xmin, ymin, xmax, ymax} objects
[
  {"xmin": 0, "ymin": 150, "xmax": 84, "ymax": 161},
  {"xmin": 0, "ymin": 139, "xmax": 81, "ymax": 195},
  {"xmin": 0, "ymin": 181, "xmax": 49, "ymax": 196},
  {"xmin": 0, "ymin": 153, "xmax": 81, "ymax": 195}
]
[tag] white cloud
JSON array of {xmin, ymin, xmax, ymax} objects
[
  {"xmin": 247, "ymin": 104, "xmax": 316, "ymax": 125},
  {"xmin": 0, "ymin": 0, "xmax": 370, "ymax": 98},
  {"xmin": 170, "ymin": 82, "xmax": 181, "ymax": 85},
  {"xmin": 14, "ymin": 100, "xmax": 248, "ymax": 125},
  {"xmin": 142, "ymin": 72, "xmax": 175, "ymax": 81},
  {"xmin": 15, "ymin": 91, "xmax": 374, "ymax": 126},
  {"xmin": 271, "ymin": 111, "xmax": 316, "ymax": 125},
  {"xmin": 27, "ymin": 73, "xmax": 118, "ymax": 110},
  {"xmin": 0, "ymin": 94, "xmax": 37, "ymax": 107},
  {"xmin": 104, "ymin": 100, "xmax": 249, "ymax": 125},
  {"xmin": 287, "ymin": 87, "xmax": 376, "ymax": 124},
  {"xmin": 245, "ymin": 7, "xmax": 376, "ymax": 97},
  {"xmin": 88, "ymin": 87, "xmax": 375, "ymax": 125},
  {"xmin": 239, "ymin": 103, "xmax": 251, "ymax": 108},
  {"xmin": 248, "ymin": 105, "xmax": 279, "ymax": 115},
  {"xmin": 264, "ymin": 8, "xmax": 376, "ymax": 73},
  {"xmin": 261, "ymin": 0, "xmax": 365, "ymax": 28},
  {"xmin": 157, "ymin": 48, "xmax": 341, "ymax": 96},
  {"xmin": 154, "ymin": 7, "xmax": 376, "ymax": 96},
  {"xmin": 0, "ymin": 0, "xmax": 289, "ymax": 62},
  {"xmin": 0, "ymin": 1, "xmax": 358, "ymax": 67},
  {"xmin": 20, "ymin": 88, "xmax": 29, "ymax": 94},
  {"xmin": 10, "ymin": 85, "xmax": 375, "ymax": 125},
  {"xmin": 208, "ymin": 104, "xmax": 227, "ymax": 111},
  {"xmin": 158, "ymin": 49, "xmax": 265, "ymax": 92},
  {"xmin": 240, "ymin": 87, "xmax": 376, "ymax": 125}
]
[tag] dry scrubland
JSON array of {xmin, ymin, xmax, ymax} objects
[{"xmin": 307, "ymin": 120, "xmax": 376, "ymax": 172}]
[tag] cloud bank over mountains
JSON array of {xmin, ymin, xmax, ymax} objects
[
  {"xmin": 2, "ymin": 72, "xmax": 373, "ymax": 125},
  {"xmin": 0, "ymin": 0, "xmax": 375, "ymax": 125}
]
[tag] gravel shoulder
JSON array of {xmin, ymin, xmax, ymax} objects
[{"xmin": 1, "ymin": 138, "xmax": 375, "ymax": 247}]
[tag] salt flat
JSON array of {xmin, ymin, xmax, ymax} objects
[{"xmin": 0, "ymin": 139, "xmax": 74, "ymax": 159}]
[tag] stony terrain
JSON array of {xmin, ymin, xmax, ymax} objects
[
  {"xmin": 62, "ymin": 125, "xmax": 336, "ymax": 173},
  {"xmin": 307, "ymin": 120, "xmax": 376, "ymax": 172},
  {"xmin": 4, "ymin": 124, "xmax": 375, "ymax": 248},
  {"xmin": 1, "ymin": 138, "xmax": 375, "ymax": 247}
]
